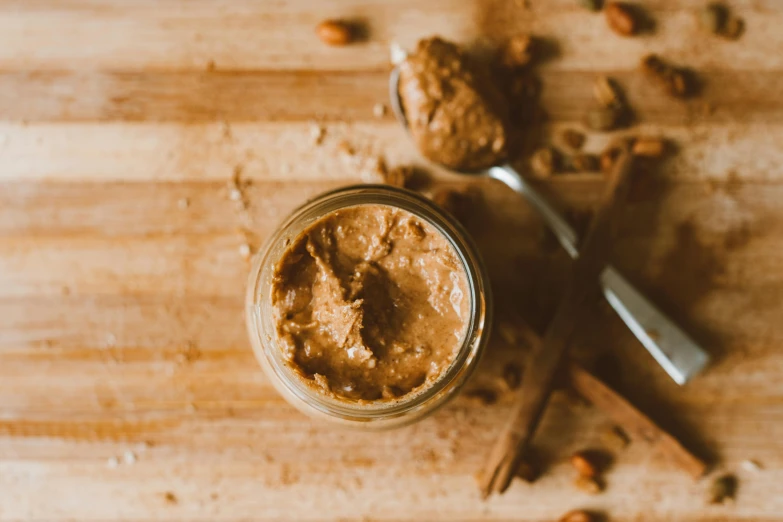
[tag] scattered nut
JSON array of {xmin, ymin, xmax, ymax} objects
[
  {"xmin": 516, "ymin": 459, "xmax": 538, "ymax": 482},
  {"xmin": 384, "ymin": 165, "xmax": 413, "ymax": 188},
  {"xmin": 579, "ymin": 0, "xmax": 603, "ymax": 12},
  {"xmin": 123, "ymin": 450, "xmax": 137, "ymax": 465},
  {"xmin": 641, "ymin": 54, "xmax": 692, "ymax": 98},
  {"xmin": 372, "ymin": 103, "xmax": 387, "ymax": 118},
  {"xmin": 571, "ymin": 153, "xmax": 599, "ymax": 172},
  {"xmin": 600, "ymin": 425, "xmax": 631, "ymax": 450},
  {"xmin": 593, "ymin": 76, "xmax": 622, "ymax": 108},
  {"xmin": 740, "ymin": 459, "xmax": 763, "ymax": 472},
  {"xmin": 559, "ymin": 510, "xmax": 595, "ymax": 522},
  {"xmin": 560, "ymin": 129, "xmax": 586, "ymax": 150},
  {"xmin": 708, "ymin": 474, "xmax": 737, "ymax": 504},
  {"xmin": 571, "ymin": 451, "xmax": 599, "ymax": 478},
  {"xmin": 177, "ymin": 198, "xmax": 190, "ymax": 210},
  {"xmin": 309, "ymin": 123, "xmax": 325, "ymax": 145},
  {"xmin": 238, "ymin": 243, "xmax": 252, "ymax": 259},
  {"xmin": 722, "ymin": 15, "xmax": 744, "ymax": 40},
  {"xmin": 502, "ymin": 362, "xmax": 522, "ymax": 390},
  {"xmin": 698, "ymin": 3, "xmax": 726, "ymax": 34},
  {"xmin": 605, "ymin": 2, "xmax": 637, "ymax": 36},
  {"xmin": 530, "ymin": 147, "xmax": 556, "ymax": 178},
  {"xmin": 463, "ymin": 388, "xmax": 498, "ymax": 405},
  {"xmin": 501, "ymin": 34, "xmax": 533, "ymax": 68},
  {"xmin": 315, "ymin": 20, "xmax": 353, "ymax": 46},
  {"xmin": 337, "ymin": 140, "xmax": 355, "ymax": 157},
  {"xmin": 574, "ymin": 475, "xmax": 603, "ymax": 495},
  {"xmin": 600, "ymin": 140, "xmax": 626, "ymax": 174},
  {"xmin": 632, "ymin": 137, "xmax": 666, "ymax": 157},
  {"xmin": 585, "ymin": 106, "xmax": 619, "ymax": 131}
]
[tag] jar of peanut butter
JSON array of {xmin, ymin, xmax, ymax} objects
[{"xmin": 246, "ymin": 185, "xmax": 492, "ymax": 428}]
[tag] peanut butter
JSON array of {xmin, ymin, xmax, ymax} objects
[
  {"xmin": 398, "ymin": 37, "xmax": 510, "ymax": 172},
  {"xmin": 271, "ymin": 204, "xmax": 470, "ymax": 403}
]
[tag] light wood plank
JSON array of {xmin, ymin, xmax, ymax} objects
[
  {"xmin": 1, "ymin": 70, "xmax": 781, "ymax": 124},
  {"xmin": 0, "ymin": 0, "xmax": 781, "ymax": 71},
  {"xmin": 2, "ymin": 122, "xmax": 783, "ymax": 182}
]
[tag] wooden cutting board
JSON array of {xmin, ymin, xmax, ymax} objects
[{"xmin": 1, "ymin": 1, "xmax": 782, "ymax": 520}]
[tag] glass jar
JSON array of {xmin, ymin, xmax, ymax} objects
[{"xmin": 245, "ymin": 185, "xmax": 492, "ymax": 429}]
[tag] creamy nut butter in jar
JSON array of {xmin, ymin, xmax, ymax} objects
[{"xmin": 246, "ymin": 185, "xmax": 491, "ymax": 428}]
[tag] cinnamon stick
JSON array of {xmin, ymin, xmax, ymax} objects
[
  {"xmin": 478, "ymin": 146, "xmax": 636, "ymax": 498},
  {"xmin": 567, "ymin": 363, "xmax": 707, "ymax": 479}
]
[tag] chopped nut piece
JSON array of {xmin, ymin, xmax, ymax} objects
[
  {"xmin": 373, "ymin": 103, "xmax": 387, "ymax": 118},
  {"xmin": 605, "ymin": 2, "xmax": 637, "ymax": 36},
  {"xmin": 574, "ymin": 475, "xmax": 603, "ymax": 494},
  {"xmin": 177, "ymin": 198, "xmax": 190, "ymax": 210},
  {"xmin": 585, "ymin": 106, "xmax": 619, "ymax": 131},
  {"xmin": 337, "ymin": 140, "xmax": 354, "ymax": 157},
  {"xmin": 600, "ymin": 425, "xmax": 631, "ymax": 449},
  {"xmin": 722, "ymin": 15, "xmax": 744, "ymax": 40},
  {"xmin": 383, "ymin": 165, "xmax": 413, "ymax": 187},
  {"xmin": 593, "ymin": 76, "xmax": 622, "ymax": 108},
  {"xmin": 559, "ymin": 510, "xmax": 595, "ymax": 522},
  {"xmin": 502, "ymin": 362, "xmax": 522, "ymax": 390},
  {"xmin": 501, "ymin": 34, "xmax": 533, "ymax": 68},
  {"xmin": 315, "ymin": 20, "xmax": 353, "ymax": 46},
  {"xmin": 708, "ymin": 474, "xmax": 737, "ymax": 504},
  {"xmin": 641, "ymin": 54, "xmax": 692, "ymax": 98},
  {"xmin": 698, "ymin": 3, "xmax": 726, "ymax": 34},
  {"xmin": 309, "ymin": 123, "xmax": 325, "ymax": 145},
  {"xmin": 239, "ymin": 243, "xmax": 252, "ymax": 259},
  {"xmin": 740, "ymin": 459, "xmax": 762, "ymax": 472},
  {"xmin": 571, "ymin": 451, "xmax": 599, "ymax": 478},
  {"xmin": 463, "ymin": 388, "xmax": 498, "ymax": 405},
  {"xmin": 561, "ymin": 129, "xmax": 586, "ymax": 150},
  {"xmin": 530, "ymin": 147, "xmax": 556, "ymax": 178},
  {"xmin": 571, "ymin": 153, "xmax": 599, "ymax": 172},
  {"xmin": 579, "ymin": 0, "xmax": 603, "ymax": 12},
  {"xmin": 123, "ymin": 450, "xmax": 137, "ymax": 465},
  {"xmin": 632, "ymin": 137, "xmax": 666, "ymax": 157},
  {"xmin": 516, "ymin": 459, "xmax": 538, "ymax": 481},
  {"xmin": 600, "ymin": 146, "xmax": 621, "ymax": 175}
]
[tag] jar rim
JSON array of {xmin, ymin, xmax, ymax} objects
[{"xmin": 245, "ymin": 184, "xmax": 492, "ymax": 425}]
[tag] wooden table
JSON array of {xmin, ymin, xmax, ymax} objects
[{"xmin": 1, "ymin": 1, "xmax": 782, "ymax": 520}]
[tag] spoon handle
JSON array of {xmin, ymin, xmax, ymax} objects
[{"xmin": 488, "ymin": 164, "xmax": 709, "ymax": 385}]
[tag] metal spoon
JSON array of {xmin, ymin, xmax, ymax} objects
[{"xmin": 388, "ymin": 63, "xmax": 709, "ymax": 385}]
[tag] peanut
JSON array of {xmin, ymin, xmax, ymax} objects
[
  {"xmin": 574, "ymin": 475, "xmax": 604, "ymax": 494},
  {"xmin": 530, "ymin": 147, "xmax": 556, "ymax": 178},
  {"xmin": 559, "ymin": 510, "xmax": 595, "ymax": 522},
  {"xmin": 722, "ymin": 15, "xmax": 744, "ymax": 40},
  {"xmin": 632, "ymin": 137, "xmax": 666, "ymax": 157},
  {"xmin": 501, "ymin": 34, "xmax": 533, "ymax": 68},
  {"xmin": 561, "ymin": 129, "xmax": 586, "ymax": 150},
  {"xmin": 708, "ymin": 474, "xmax": 737, "ymax": 504},
  {"xmin": 315, "ymin": 20, "xmax": 353, "ymax": 46},
  {"xmin": 593, "ymin": 76, "xmax": 621, "ymax": 108},
  {"xmin": 571, "ymin": 153, "xmax": 599, "ymax": 172},
  {"xmin": 585, "ymin": 106, "xmax": 619, "ymax": 131},
  {"xmin": 605, "ymin": 2, "xmax": 637, "ymax": 36},
  {"xmin": 570, "ymin": 451, "xmax": 598, "ymax": 478}
]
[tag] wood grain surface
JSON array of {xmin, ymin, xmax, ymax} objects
[{"xmin": 1, "ymin": 1, "xmax": 782, "ymax": 520}]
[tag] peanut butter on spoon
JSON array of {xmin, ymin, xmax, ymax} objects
[{"xmin": 398, "ymin": 37, "xmax": 510, "ymax": 172}]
